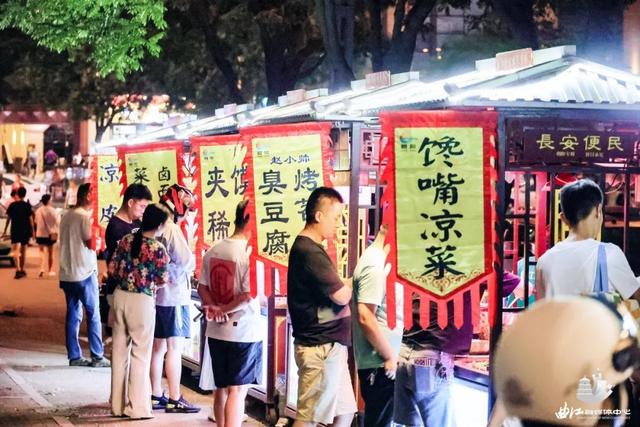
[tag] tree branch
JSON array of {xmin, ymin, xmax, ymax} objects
[{"xmin": 188, "ymin": 0, "xmax": 244, "ymax": 104}]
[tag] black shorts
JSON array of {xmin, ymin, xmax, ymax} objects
[
  {"xmin": 11, "ymin": 235, "xmax": 30, "ymax": 245},
  {"xmin": 154, "ymin": 305, "xmax": 191, "ymax": 338},
  {"xmin": 36, "ymin": 237, "xmax": 56, "ymax": 246},
  {"xmin": 209, "ymin": 338, "xmax": 262, "ymax": 388}
]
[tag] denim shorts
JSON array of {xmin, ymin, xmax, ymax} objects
[
  {"xmin": 154, "ymin": 305, "xmax": 190, "ymax": 338},
  {"xmin": 393, "ymin": 345, "xmax": 456, "ymax": 427}
]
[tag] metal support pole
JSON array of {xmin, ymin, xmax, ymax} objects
[
  {"xmin": 488, "ymin": 114, "xmax": 507, "ymax": 415},
  {"xmin": 266, "ymin": 268, "xmax": 276, "ymax": 406},
  {"xmin": 348, "ymin": 122, "xmax": 363, "ymax": 276}
]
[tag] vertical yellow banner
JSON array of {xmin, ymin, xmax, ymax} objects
[
  {"xmin": 199, "ymin": 143, "xmax": 248, "ymax": 247},
  {"xmin": 394, "ymin": 127, "xmax": 486, "ymax": 296},
  {"xmin": 123, "ymin": 149, "xmax": 179, "ymax": 201},
  {"xmin": 252, "ymin": 134, "xmax": 324, "ymax": 267},
  {"xmin": 97, "ymin": 155, "xmax": 122, "ymax": 228}
]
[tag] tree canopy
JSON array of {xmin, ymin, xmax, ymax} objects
[
  {"xmin": 0, "ymin": 0, "xmax": 166, "ymax": 79},
  {"xmin": 0, "ymin": 0, "xmax": 637, "ymax": 142}
]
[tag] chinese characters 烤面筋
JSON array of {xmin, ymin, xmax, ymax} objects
[{"xmin": 417, "ymin": 136, "xmax": 465, "ymax": 279}]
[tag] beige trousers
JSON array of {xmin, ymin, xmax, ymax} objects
[{"xmin": 111, "ymin": 288, "xmax": 156, "ymax": 418}]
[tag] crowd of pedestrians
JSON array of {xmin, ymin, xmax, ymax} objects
[{"xmin": 6, "ymin": 174, "xmax": 639, "ymax": 426}]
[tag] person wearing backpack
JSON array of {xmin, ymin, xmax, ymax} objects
[{"xmin": 536, "ymin": 178, "xmax": 640, "ymax": 304}]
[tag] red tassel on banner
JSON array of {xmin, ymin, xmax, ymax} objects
[
  {"xmin": 454, "ymin": 292, "xmax": 465, "ymax": 329},
  {"xmin": 404, "ymin": 288, "xmax": 414, "ymax": 330},
  {"xmin": 437, "ymin": 300, "xmax": 449, "ymax": 330},
  {"xmin": 471, "ymin": 284, "xmax": 481, "ymax": 328},
  {"xmin": 487, "ymin": 272, "xmax": 498, "ymax": 328},
  {"xmin": 386, "ymin": 280, "xmax": 397, "ymax": 330},
  {"xmin": 251, "ymin": 258, "xmax": 260, "ymax": 298},
  {"xmin": 419, "ymin": 293, "xmax": 430, "ymax": 329},
  {"xmin": 279, "ymin": 266, "xmax": 288, "ymax": 295}
]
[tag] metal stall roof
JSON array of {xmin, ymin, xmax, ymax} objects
[
  {"xmin": 448, "ymin": 58, "xmax": 640, "ymax": 109},
  {"xmin": 324, "ymin": 45, "xmax": 640, "ymax": 116}
]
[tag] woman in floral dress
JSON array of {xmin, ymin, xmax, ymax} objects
[{"xmin": 108, "ymin": 204, "xmax": 169, "ymax": 419}]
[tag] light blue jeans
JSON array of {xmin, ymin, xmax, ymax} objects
[
  {"xmin": 60, "ymin": 273, "xmax": 104, "ymax": 360},
  {"xmin": 393, "ymin": 344, "xmax": 456, "ymax": 427}
]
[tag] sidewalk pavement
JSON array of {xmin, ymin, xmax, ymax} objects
[{"xmin": 0, "ymin": 243, "xmax": 266, "ymax": 426}]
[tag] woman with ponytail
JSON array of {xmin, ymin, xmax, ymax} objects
[{"xmin": 108, "ymin": 204, "xmax": 169, "ymax": 419}]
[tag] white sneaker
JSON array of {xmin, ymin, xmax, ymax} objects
[{"xmin": 48, "ymin": 271, "xmax": 56, "ymax": 276}]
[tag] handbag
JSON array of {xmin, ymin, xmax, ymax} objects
[{"xmin": 49, "ymin": 232, "xmax": 58, "ymax": 242}]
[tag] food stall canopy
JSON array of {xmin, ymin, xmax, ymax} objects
[
  {"xmin": 93, "ymin": 104, "xmax": 257, "ymax": 154},
  {"xmin": 243, "ymin": 71, "xmax": 429, "ymax": 126},
  {"xmin": 322, "ymin": 45, "xmax": 640, "ymax": 116},
  {"xmin": 448, "ymin": 58, "xmax": 640, "ymax": 108}
]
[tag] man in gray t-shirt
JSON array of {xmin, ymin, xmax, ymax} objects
[{"xmin": 352, "ymin": 224, "xmax": 402, "ymax": 427}]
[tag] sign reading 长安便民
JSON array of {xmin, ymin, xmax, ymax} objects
[{"xmin": 523, "ymin": 129, "xmax": 637, "ymax": 163}]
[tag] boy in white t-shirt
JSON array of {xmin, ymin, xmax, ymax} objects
[
  {"xmin": 536, "ymin": 178, "xmax": 640, "ymax": 302},
  {"xmin": 198, "ymin": 200, "xmax": 262, "ymax": 427}
]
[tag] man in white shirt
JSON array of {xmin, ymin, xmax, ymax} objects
[
  {"xmin": 58, "ymin": 183, "xmax": 109, "ymax": 367},
  {"xmin": 537, "ymin": 178, "xmax": 640, "ymax": 302},
  {"xmin": 198, "ymin": 200, "xmax": 263, "ymax": 427}
]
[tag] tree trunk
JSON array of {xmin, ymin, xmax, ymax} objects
[
  {"xmin": 95, "ymin": 125, "xmax": 107, "ymax": 144},
  {"xmin": 367, "ymin": 0, "xmax": 387, "ymax": 72},
  {"xmin": 317, "ymin": 0, "xmax": 355, "ymax": 93},
  {"xmin": 252, "ymin": 3, "xmax": 325, "ymax": 104},
  {"xmin": 188, "ymin": 0, "xmax": 245, "ymax": 104},
  {"xmin": 493, "ymin": 0, "xmax": 539, "ymax": 50},
  {"xmin": 383, "ymin": 0, "xmax": 437, "ymax": 73}
]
